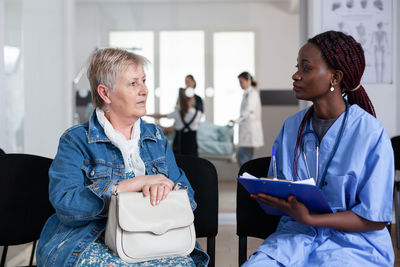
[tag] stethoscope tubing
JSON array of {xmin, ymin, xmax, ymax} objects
[
  {"xmin": 301, "ymin": 99, "xmax": 349, "ymax": 188},
  {"xmin": 302, "ymin": 128, "xmax": 320, "ymax": 182}
]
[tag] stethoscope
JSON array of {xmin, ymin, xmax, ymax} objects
[
  {"xmin": 302, "ymin": 126, "xmax": 320, "ymax": 182},
  {"xmin": 301, "ymin": 98, "xmax": 349, "ymax": 187}
]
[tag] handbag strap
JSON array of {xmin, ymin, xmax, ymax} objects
[
  {"xmin": 112, "ymin": 182, "xmax": 187, "ymax": 196},
  {"xmin": 174, "ymin": 183, "xmax": 188, "ymax": 191}
]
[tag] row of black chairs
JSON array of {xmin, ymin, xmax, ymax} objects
[
  {"xmin": 1, "ymin": 134, "xmax": 399, "ymax": 266},
  {"xmin": 0, "ymin": 154, "xmax": 54, "ymax": 267},
  {"xmin": 0, "ymin": 153, "xmax": 220, "ymax": 267},
  {"xmin": 0, "ymin": 153, "xmax": 277, "ymax": 267}
]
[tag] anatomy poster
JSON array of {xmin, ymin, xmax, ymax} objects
[{"xmin": 322, "ymin": 0, "xmax": 393, "ymax": 84}]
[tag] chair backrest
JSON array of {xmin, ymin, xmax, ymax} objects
[
  {"xmin": 174, "ymin": 154, "xmax": 218, "ymax": 238},
  {"xmin": 236, "ymin": 157, "xmax": 281, "ymax": 239},
  {"xmin": 175, "ymin": 155, "xmax": 218, "ymax": 267},
  {"xmin": 391, "ymin": 136, "xmax": 400, "ymax": 171},
  {"xmin": 0, "ymin": 154, "xmax": 54, "ymax": 246}
]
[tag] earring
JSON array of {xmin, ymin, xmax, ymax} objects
[
  {"xmin": 105, "ymin": 106, "xmax": 111, "ymax": 120},
  {"xmin": 330, "ymin": 81, "xmax": 335, "ymax": 92}
]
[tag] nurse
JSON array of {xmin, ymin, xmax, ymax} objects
[
  {"xmin": 230, "ymin": 72, "xmax": 264, "ymax": 167},
  {"xmin": 243, "ymin": 31, "xmax": 394, "ymax": 266}
]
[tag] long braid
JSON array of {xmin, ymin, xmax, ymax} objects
[
  {"xmin": 309, "ymin": 31, "xmax": 376, "ymax": 117},
  {"xmin": 293, "ymin": 107, "xmax": 313, "ymax": 180},
  {"xmin": 293, "ymin": 31, "xmax": 376, "ymax": 179}
]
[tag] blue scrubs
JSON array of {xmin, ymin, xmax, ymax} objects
[{"xmin": 243, "ymin": 104, "xmax": 394, "ymax": 267}]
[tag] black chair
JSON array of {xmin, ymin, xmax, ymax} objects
[
  {"xmin": 0, "ymin": 154, "xmax": 54, "ymax": 267},
  {"xmin": 391, "ymin": 136, "xmax": 400, "ymax": 249},
  {"xmin": 0, "ymin": 148, "xmax": 5, "ymax": 155},
  {"xmin": 237, "ymin": 157, "xmax": 281, "ymax": 266},
  {"xmin": 174, "ymin": 154, "xmax": 218, "ymax": 267}
]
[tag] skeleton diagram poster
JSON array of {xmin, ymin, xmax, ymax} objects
[{"xmin": 322, "ymin": 0, "xmax": 393, "ymax": 84}]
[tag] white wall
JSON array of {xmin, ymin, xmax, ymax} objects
[
  {"xmin": 5, "ymin": 0, "xmax": 396, "ymax": 159},
  {"xmin": 0, "ymin": 0, "xmax": 5, "ymax": 149},
  {"xmin": 74, "ymin": 1, "xmax": 300, "ymax": 155},
  {"xmin": 397, "ymin": 0, "xmax": 400, "ymax": 136},
  {"xmin": 22, "ymin": 0, "xmax": 74, "ymax": 158},
  {"xmin": 306, "ymin": 0, "xmax": 399, "ymax": 137},
  {"xmin": 1, "ymin": 0, "xmax": 300, "ymax": 157},
  {"xmin": 75, "ymin": 1, "xmax": 299, "ymax": 90},
  {"xmin": 4, "ymin": 0, "xmax": 24, "ymax": 153}
]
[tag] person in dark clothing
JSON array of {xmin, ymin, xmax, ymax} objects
[
  {"xmin": 185, "ymin": 74, "xmax": 204, "ymax": 113},
  {"xmin": 149, "ymin": 88, "xmax": 203, "ymax": 156}
]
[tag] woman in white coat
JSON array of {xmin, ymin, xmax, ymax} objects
[{"xmin": 231, "ymin": 72, "xmax": 264, "ymax": 167}]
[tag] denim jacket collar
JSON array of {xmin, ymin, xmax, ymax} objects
[
  {"xmin": 140, "ymin": 121, "xmax": 161, "ymax": 142},
  {"xmin": 87, "ymin": 112, "xmax": 109, "ymax": 143},
  {"xmin": 87, "ymin": 111, "xmax": 158, "ymax": 144}
]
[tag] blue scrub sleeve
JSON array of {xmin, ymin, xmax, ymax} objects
[{"xmin": 351, "ymin": 129, "xmax": 394, "ymax": 223}]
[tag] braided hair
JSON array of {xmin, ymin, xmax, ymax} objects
[
  {"xmin": 293, "ymin": 31, "xmax": 376, "ymax": 179},
  {"xmin": 309, "ymin": 31, "xmax": 375, "ymax": 116}
]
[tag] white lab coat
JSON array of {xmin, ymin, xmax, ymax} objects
[{"xmin": 238, "ymin": 87, "xmax": 264, "ymax": 147}]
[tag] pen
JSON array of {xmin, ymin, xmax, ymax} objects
[{"xmin": 272, "ymin": 145, "xmax": 277, "ymax": 178}]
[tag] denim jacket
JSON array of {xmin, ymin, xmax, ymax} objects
[{"xmin": 37, "ymin": 112, "xmax": 209, "ymax": 266}]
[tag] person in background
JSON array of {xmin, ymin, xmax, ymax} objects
[
  {"xmin": 185, "ymin": 74, "xmax": 204, "ymax": 113},
  {"xmin": 243, "ymin": 31, "xmax": 394, "ymax": 266},
  {"xmin": 36, "ymin": 48, "xmax": 208, "ymax": 266},
  {"xmin": 149, "ymin": 87, "xmax": 203, "ymax": 157},
  {"xmin": 230, "ymin": 72, "xmax": 264, "ymax": 167}
]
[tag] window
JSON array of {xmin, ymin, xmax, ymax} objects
[
  {"xmin": 159, "ymin": 31, "xmax": 205, "ymax": 119},
  {"xmin": 213, "ymin": 32, "xmax": 255, "ymax": 126},
  {"xmin": 108, "ymin": 30, "xmax": 255, "ymax": 134}
]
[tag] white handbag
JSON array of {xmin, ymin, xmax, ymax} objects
[{"xmin": 105, "ymin": 187, "xmax": 196, "ymax": 263}]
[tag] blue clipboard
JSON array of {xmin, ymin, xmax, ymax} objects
[{"xmin": 237, "ymin": 177, "xmax": 332, "ymax": 216}]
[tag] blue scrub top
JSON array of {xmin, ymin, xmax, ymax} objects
[{"xmin": 256, "ymin": 104, "xmax": 394, "ymax": 266}]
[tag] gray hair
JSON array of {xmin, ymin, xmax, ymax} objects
[{"xmin": 87, "ymin": 48, "xmax": 149, "ymax": 108}]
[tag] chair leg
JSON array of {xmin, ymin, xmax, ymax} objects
[
  {"xmin": 207, "ymin": 236, "xmax": 215, "ymax": 267},
  {"xmin": 239, "ymin": 236, "xmax": 247, "ymax": 266},
  {"xmin": 1, "ymin": 245, "xmax": 8, "ymax": 267},
  {"xmin": 29, "ymin": 240, "xmax": 37, "ymax": 266},
  {"xmin": 395, "ymin": 184, "xmax": 400, "ymax": 249}
]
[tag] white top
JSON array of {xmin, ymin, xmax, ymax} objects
[
  {"xmin": 238, "ymin": 87, "xmax": 264, "ymax": 147},
  {"xmin": 168, "ymin": 108, "xmax": 203, "ymax": 131},
  {"xmin": 96, "ymin": 108, "xmax": 146, "ymax": 178}
]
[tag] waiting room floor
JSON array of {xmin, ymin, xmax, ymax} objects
[{"xmin": 2, "ymin": 180, "xmax": 400, "ymax": 266}]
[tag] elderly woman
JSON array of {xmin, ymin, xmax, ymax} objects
[{"xmin": 36, "ymin": 48, "xmax": 208, "ymax": 266}]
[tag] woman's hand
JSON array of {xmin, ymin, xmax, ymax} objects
[
  {"xmin": 147, "ymin": 113, "xmax": 166, "ymax": 119},
  {"xmin": 252, "ymin": 194, "xmax": 387, "ymax": 231},
  {"xmin": 251, "ymin": 193, "xmax": 312, "ymax": 225},
  {"xmin": 118, "ymin": 174, "xmax": 175, "ymax": 206}
]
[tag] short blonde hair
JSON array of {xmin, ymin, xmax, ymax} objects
[{"xmin": 87, "ymin": 48, "xmax": 149, "ymax": 108}]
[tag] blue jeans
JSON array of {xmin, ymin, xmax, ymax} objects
[{"xmin": 237, "ymin": 146, "xmax": 254, "ymax": 167}]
